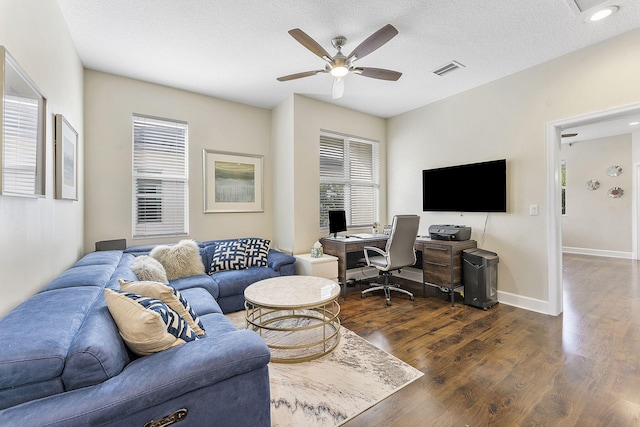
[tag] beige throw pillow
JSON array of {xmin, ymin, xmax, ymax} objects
[
  {"xmin": 149, "ymin": 239, "xmax": 205, "ymax": 281},
  {"xmin": 104, "ymin": 288, "xmax": 198, "ymax": 356},
  {"xmin": 119, "ymin": 279, "xmax": 205, "ymax": 336}
]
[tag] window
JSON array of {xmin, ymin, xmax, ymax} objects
[
  {"xmin": 132, "ymin": 115, "xmax": 188, "ymax": 237},
  {"xmin": 319, "ymin": 132, "xmax": 380, "ymax": 230}
]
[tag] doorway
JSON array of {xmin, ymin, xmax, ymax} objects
[{"xmin": 546, "ymin": 102, "xmax": 640, "ymax": 316}]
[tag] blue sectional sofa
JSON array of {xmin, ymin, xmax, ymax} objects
[{"xmin": 0, "ymin": 238, "xmax": 296, "ymax": 426}]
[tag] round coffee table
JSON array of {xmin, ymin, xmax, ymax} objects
[{"xmin": 244, "ymin": 276, "xmax": 341, "ymax": 363}]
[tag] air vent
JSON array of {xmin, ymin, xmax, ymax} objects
[
  {"xmin": 432, "ymin": 60, "xmax": 465, "ymax": 76},
  {"xmin": 563, "ymin": 0, "xmax": 608, "ymax": 15}
]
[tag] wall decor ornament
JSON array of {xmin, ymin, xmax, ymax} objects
[
  {"xmin": 0, "ymin": 46, "xmax": 47, "ymax": 197},
  {"xmin": 203, "ymin": 149, "xmax": 263, "ymax": 213},
  {"xmin": 607, "ymin": 187, "xmax": 624, "ymax": 198},
  {"xmin": 606, "ymin": 165, "xmax": 622, "ymax": 177},
  {"xmin": 585, "ymin": 179, "xmax": 600, "ymax": 191},
  {"xmin": 55, "ymin": 114, "xmax": 78, "ymax": 200}
]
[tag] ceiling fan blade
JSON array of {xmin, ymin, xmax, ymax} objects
[
  {"xmin": 277, "ymin": 70, "xmax": 325, "ymax": 81},
  {"xmin": 332, "ymin": 77, "xmax": 345, "ymax": 99},
  {"xmin": 288, "ymin": 28, "xmax": 332, "ymax": 60},
  {"xmin": 354, "ymin": 67, "xmax": 402, "ymax": 81},
  {"xmin": 347, "ymin": 24, "xmax": 398, "ymax": 62}
]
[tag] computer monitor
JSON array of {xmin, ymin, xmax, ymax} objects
[{"xmin": 328, "ymin": 210, "xmax": 347, "ymax": 238}]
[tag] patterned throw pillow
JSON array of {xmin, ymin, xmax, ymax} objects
[
  {"xmin": 119, "ymin": 279, "xmax": 205, "ymax": 337},
  {"xmin": 104, "ymin": 289, "xmax": 198, "ymax": 356},
  {"xmin": 244, "ymin": 238, "xmax": 270, "ymax": 267},
  {"xmin": 209, "ymin": 240, "xmax": 248, "ymax": 274}
]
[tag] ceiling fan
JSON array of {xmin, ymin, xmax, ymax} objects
[{"xmin": 276, "ymin": 24, "xmax": 402, "ymax": 99}]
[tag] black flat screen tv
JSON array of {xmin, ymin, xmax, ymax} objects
[
  {"xmin": 328, "ymin": 210, "xmax": 347, "ymax": 237},
  {"xmin": 422, "ymin": 159, "xmax": 506, "ymax": 212}
]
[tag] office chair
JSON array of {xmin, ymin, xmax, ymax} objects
[{"xmin": 361, "ymin": 214, "xmax": 420, "ymax": 306}]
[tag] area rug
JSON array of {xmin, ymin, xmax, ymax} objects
[{"xmin": 225, "ymin": 311, "xmax": 424, "ymax": 427}]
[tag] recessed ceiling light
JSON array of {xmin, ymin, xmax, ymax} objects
[
  {"xmin": 588, "ymin": 5, "xmax": 619, "ymax": 21},
  {"xmin": 630, "ymin": 121, "xmax": 640, "ymax": 126}
]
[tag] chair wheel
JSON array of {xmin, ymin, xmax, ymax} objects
[
  {"xmin": 386, "ymin": 299, "xmax": 391, "ymax": 306},
  {"xmin": 410, "ymin": 296, "xmax": 415, "ymax": 301},
  {"xmin": 361, "ymin": 293, "xmax": 366, "ymax": 299}
]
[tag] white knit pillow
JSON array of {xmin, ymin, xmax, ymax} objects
[{"xmin": 150, "ymin": 239, "xmax": 205, "ymax": 281}]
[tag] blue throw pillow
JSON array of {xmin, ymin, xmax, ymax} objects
[
  {"xmin": 209, "ymin": 240, "xmax": 248, "ymax": 273},
  {"xmin": 244, "ymin": 238, "xmax": 270, "ymax": 267}
]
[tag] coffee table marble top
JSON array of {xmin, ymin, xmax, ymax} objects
[{"xmin": 244, "ymin": 276, "xmax": 340, "ymax": 309}]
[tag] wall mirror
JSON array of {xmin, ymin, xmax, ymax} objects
[{"xmin": 0, "ymin": 46, "xmax": 46, "ymax": 197}]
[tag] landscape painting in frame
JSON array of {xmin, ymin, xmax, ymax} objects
[
  {"xmin": 203, "ymin": 149, "xmax": 263, "ymax": 213},
  {"xmin": 55, "ymin": 114, "xmax": 78, "ymax": 200}
]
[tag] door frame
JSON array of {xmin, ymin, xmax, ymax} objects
[{"xmin": 546, "ymin": 102, "xmax": 640, "ymax": 316}]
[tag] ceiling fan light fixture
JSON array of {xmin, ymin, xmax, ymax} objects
[
  {"xmin": 587, "ymin": 5, "xmax": 619, "ymax": 21},
  {"xmin": 330, "ymin": 65, "xmax": 349, "ymax": 77}
]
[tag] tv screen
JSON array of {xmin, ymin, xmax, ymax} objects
[
  {"xmin": 328, "ymin": 210, "xmax": 347, "ymax": 237},
  {"xmin": 422, "ymin": 159, "xmax": 506, "ymax": 212}
]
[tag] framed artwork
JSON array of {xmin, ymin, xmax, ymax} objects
[
  {"xmin": 0, "ymin": 46, "xmax": 47, "ymax": 197},
  {"xmin": 55, "ymin": 114, "xmax": 78, "ymax": 200},
  {"xmin": 203, "ymin": 149, "xmax": 263, "ymax": 213}
]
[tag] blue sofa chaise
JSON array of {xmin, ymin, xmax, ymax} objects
[{"xmin": 0, "ymin": 238, "xmax": 296, "ymax": 426}]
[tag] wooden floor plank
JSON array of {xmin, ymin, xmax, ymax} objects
[{"xmin": 339, "ymin": 253, "xmax": 640, "ymax": 426}]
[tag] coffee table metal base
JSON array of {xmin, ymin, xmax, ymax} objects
[{"xmin": 245, "ymin": 300, "xmax": 340, "ymax": 363}]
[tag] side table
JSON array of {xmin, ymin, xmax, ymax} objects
[{"xmin": 294, "ymin": 253, "xmax": 338, "ymax": 282}]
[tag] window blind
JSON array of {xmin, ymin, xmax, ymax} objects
[
  {"xmin": 319, "ymin": 132, "xmax": 380, "ymax": 229},
  {"xmin": 132, "ymin": 115, "xmax": 188, "ymax": 237},
  {"xmin": 2, "ymin": 95, "xmax": 41, "ymax": 196}
]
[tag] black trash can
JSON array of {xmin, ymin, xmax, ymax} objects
[{"xmin": 462, "ymin": 248, "xmax": 499, "ymax": 310}]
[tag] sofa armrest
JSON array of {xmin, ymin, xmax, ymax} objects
[
  {"xmin": 267, "ymin": 249, "xmax": 296, "ymax": 272},
  {"xmin": 0, "ymin": 330, "xmax": 270, "ymax": 426}
]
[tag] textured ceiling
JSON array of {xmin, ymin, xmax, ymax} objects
[{"xmin": 56, "ymin": 0, "xmax": 640, "ymax": 119}]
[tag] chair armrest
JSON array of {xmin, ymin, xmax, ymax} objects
[{"xmin": 363, "ymin": 246, "xmax": 386, "ymax": 265}]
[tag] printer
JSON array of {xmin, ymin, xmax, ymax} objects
[{"xmin": 428, "ymin": 224, "xmax": 472, "ymax": 241}]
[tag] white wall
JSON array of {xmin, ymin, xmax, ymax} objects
[
  {"xmin": 561, "ymin": 134, "xmax": 632, "ymax": 257},
  {"xmin": 271, "ymin": 96, "xmax": 295, "ymax": 252},
  {"xmin": 83, "ymin": 70, "xmax": 273, "ymax": 250},
  {"xmin": 271, "ymin": 94, "xmax": 387, "ymax": 255},
  {"xmin": 388, "ymin": 28, "xmax": 640, "ymax": 313},
  {"xmin": 0, "ymin": 0, "xmax": 84, "ymax": 315}
]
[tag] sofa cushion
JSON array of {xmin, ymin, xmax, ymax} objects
[
  {"xmin": 210, "ymin": 240, "xmax": 248, "ymax": 273},
  {"xmin": 130, "ymin": 255, "xmax": 168, "ymax": 283},
  {"xmin": 244, "ymin": 238, "xmax": 270, "ymax": 267},
  {"xmin": 104, "ymin": 289, "xmax": 198, "ymax": 356},
  {"xmin": 171, "ymin": 274, "xmax": 220, "ymax": 300},
  {"xmin": 40, "ymin": 265, "xmax": 116, "ymax": 292},
  {"xmin": 149, "ymin": 239, "xmax": 205, "ymax": 281},
  {"xmin": 62, "ymin": 300, "xmax": 130, "ymax": 391},
  {"xmin": 179, "ymin": 287, "xmax": 223, "ymax": 316},
  {"xmin": 0, "ymin": 287, "xmax": 100, "ymax": 407},
  {"xmin": 119, "ymin": 279, "xmax": 205, "ymax": 336}
]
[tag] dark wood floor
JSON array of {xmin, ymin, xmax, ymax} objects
[{"xmin": 339, "ymin": 254, "xmax": 640, "ymax": 426}]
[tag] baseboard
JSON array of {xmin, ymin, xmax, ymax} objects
[
  {"xmin": 562, "ymin": 246, "xmax": 632, "ymax": 259},
  {"xmin": 497, "ymin": 291, "xmax": 553, "ymax": 315}
]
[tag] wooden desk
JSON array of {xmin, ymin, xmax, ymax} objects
[
  {"xmin": 320, "ymin": 236, "xmax": 388, "ymax": 300},
  {"xmin": 321, "ymin": 235, "xmax": 477, "ymax": 304}
]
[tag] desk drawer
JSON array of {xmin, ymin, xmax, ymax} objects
[
  {"xmin": 423, "ymin": 244, "xmax": 452, "ymax": 266},
  {"xmin": 424, "ymin": 265, "xmax": 451, "ymax": 285}
]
